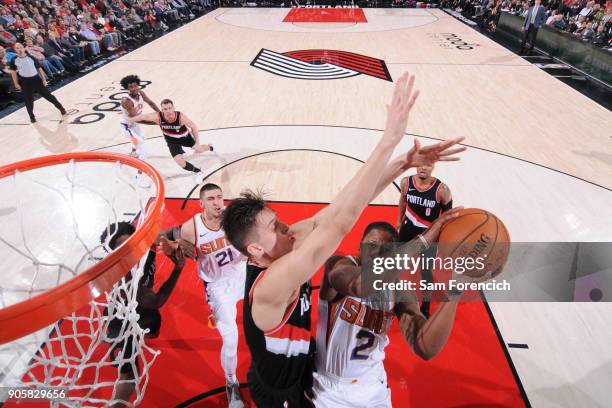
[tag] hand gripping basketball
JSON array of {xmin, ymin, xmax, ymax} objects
[{"xmin": 422, "ymin": 207, "xmax": 464, "ymax": 245}]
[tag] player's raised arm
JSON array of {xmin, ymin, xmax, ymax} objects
[
  {"xmin": 137, "ymin": 237, "xmax": 186, "ymax": 310},
  {"xmin": 250, "ymin": 73, "xmax": 422, "ymax": 331},
  {"xmin": 140, "ymin": 90, "xmax": 160, "ymax": 112},
  {"xmin": 290, "ymin": 73, "xmax": 420, "ymax": 238}
]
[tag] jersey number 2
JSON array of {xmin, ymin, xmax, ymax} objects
[
  {"xmin": 350, "ymin": 330, "xmax": 376, "ymax": 360},
  {"xmin": 215, "ymin": 249, "xmax": 234, "ymax": 267}
]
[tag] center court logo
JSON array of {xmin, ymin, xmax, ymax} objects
[
  {"xmin": 428, "ymin": 33, "xmax": 479, "ymax": 50},
  {"xmin": 251, "ymin": 49, "xmax": 392, "ymax": 81}
]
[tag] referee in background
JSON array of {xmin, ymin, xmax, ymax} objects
[{"xmin": 9, "ymin": 42, "xmax": 66, "ymax": 123}]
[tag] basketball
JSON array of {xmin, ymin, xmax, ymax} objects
[{"xmin": 437, "ymin": 208, "xmax": 510, "ymax": 279}]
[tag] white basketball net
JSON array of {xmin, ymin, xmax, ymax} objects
[{"xmin": 0, "ymin": 158, "xmax": 161, "ymax": 407}]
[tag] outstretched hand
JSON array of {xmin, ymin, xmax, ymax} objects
[
  {"xmin": 402, "ymin": 137, "xmax": 466, "ymax": 171},
  {"xmin": 384, "ymin": 72, "xmax": 420, "ymax": 142},
  {"xmin": 158, "ymin": 236, "xmax": 186, "ymax": 268}
]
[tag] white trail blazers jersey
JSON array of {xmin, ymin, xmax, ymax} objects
[
  {"xmin": 193, "ymin": 214, "xmax": 245, "ymax": 283},
  {"xmin": 316, "ymin": 256, "xmax": 395, "ymax": 380}
]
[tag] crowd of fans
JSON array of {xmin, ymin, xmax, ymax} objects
[
  {"xmin": 0, "ymin": 0, "xmax": 215, "ymax": 108},
  {"xmin": 0, "ymin": 0, "xmax": 609, "ymax": 109},
  {"xmin": 443, "ymin": 0, "xmax": 611, "ymax": 47}
]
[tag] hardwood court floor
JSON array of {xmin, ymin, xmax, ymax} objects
[{"xmin": 0, "ymin": 8, "xmax": 610, "ymax": 407}]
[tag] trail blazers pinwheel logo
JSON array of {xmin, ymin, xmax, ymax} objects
[{"xmin": 251, "ymin": 49, "xmax": 392, "ymax": 81}]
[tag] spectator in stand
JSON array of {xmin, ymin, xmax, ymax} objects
[
  {"xmin": 579, "ymin": 0, "xmax": 594, "ymax": 17},
  {"xmin": 591, "ymin": 4, "xmax": 604, "ymax": 22},
  {"xmin": 581, "ymin": 20, "xmax": 595, "ymax": 39},
  {"xmin": 114, "ymin": 14, "xmax": 140, "ymax": 41},
  {"xmin": 102, "ymin": 16, "xmax": 122, "ymax": 47},
  {"xmin": 59, "ymin": 30, "xmax": 87, "ymax": 61},
  {"xmin": 171, "ymin": 0, "xmax": 193, "ymax": 19},
  {"xmin": 520, "ymin": 2, "xmax": 530, "ymax": 17},
  {"xmin": 0, "ymin": 24, "xmax": 16, "ymax": 47},
  {"xmin": 25, "ymin": 36, "xmax": 65, "ymax": 78},
  {"xmin": 154, "ymin": 1, "xmax": 180, "ymax": 26},
  {"xmin": 485, "ymin": 4, "xmax": 502, "ymax": 31},
  {"xmin": 572, "ymin": 14, "xmax": 588, "ymax": 33},
  {"xmin": 591, "ymin": 22, "xmax": 610, "ymax": 46},
  {"xmin": 552, "ymin": 13, "xmax": 568, "ymax": 29},
  {"xmin": 47, "ymin": 21, "xmax": 62, "ymax": 38},
  {"xmin": 546, "ymin": 9, "xmax": 558, "ymax": 24},
  {"xmin": 0, "ymin": 46, "xmax": 14, "ymax": 98},
  {"xmin": 78, "ymin": 23, "xmax": 103, "ymax": 54},
  {"xmin": 40, "ymin": 32, "xmax": 79, "ymax": 72},
  {"xmin": 0, "ymin": 8, "xmax": 16, "ymax": 28}
]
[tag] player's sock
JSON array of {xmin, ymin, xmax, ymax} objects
[{"xmin": 183, "ymin": 162, "xmax": 201, "ymax": 173}]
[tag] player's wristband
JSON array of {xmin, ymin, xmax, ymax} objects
[
  {"xmin": 418, "ymin": 234, "xmax": 430, "ymax": 250},
  {"xmin": 445, "ymin": 287, "xmax": 464, "ymax": 301}
]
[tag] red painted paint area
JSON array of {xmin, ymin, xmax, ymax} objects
[
  {"xmin": 6, "ymin": 200, "xmax": 525, "ymax": 407},
  {"xmin": 283, "ymin": 8, "xmax": 368, "ymax": 23}
]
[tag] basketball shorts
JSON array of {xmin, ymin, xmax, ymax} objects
[
  {"xmin": 312, "ymin": 367, "xmax": 391, "ymax": 408},
  {"xmin": 164, "ymin": 134, "xmax": 196, "ymax": 157},
  {"xmin": 120, "ymin": 122, "xmax": 146, "ymax": 159},
  {"xmin": 248, "ymin": 363, "xmax": 314, "ymax": 408},
  {"xmin": 203, "ymin": 277, "xmax": 245, "ymax": 336},
  {"xmin": 398, "ymin": 218, "xmax": 425, "ymax": 242}
]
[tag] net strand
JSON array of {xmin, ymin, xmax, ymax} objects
[{"xmin": 1, "ymin": 159, "xmax": 160, "ymax": 407}]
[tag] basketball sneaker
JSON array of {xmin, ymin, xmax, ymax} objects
[{"xmin": 226, "ymin": 381, "xmax": 244, "ymax": 408}]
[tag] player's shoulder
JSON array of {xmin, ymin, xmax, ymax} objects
[
  {"xmin": 179, "ymin": 215, "xmax": 196, "ymax": 237},
  {"xmin": 325, "ymin": 254, "xmax": 356, "ymax": 274}
]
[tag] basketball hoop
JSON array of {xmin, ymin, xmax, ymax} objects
[{"xmin": 0, "ymin": 152, "xmax": 164, "ymax": 406}]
